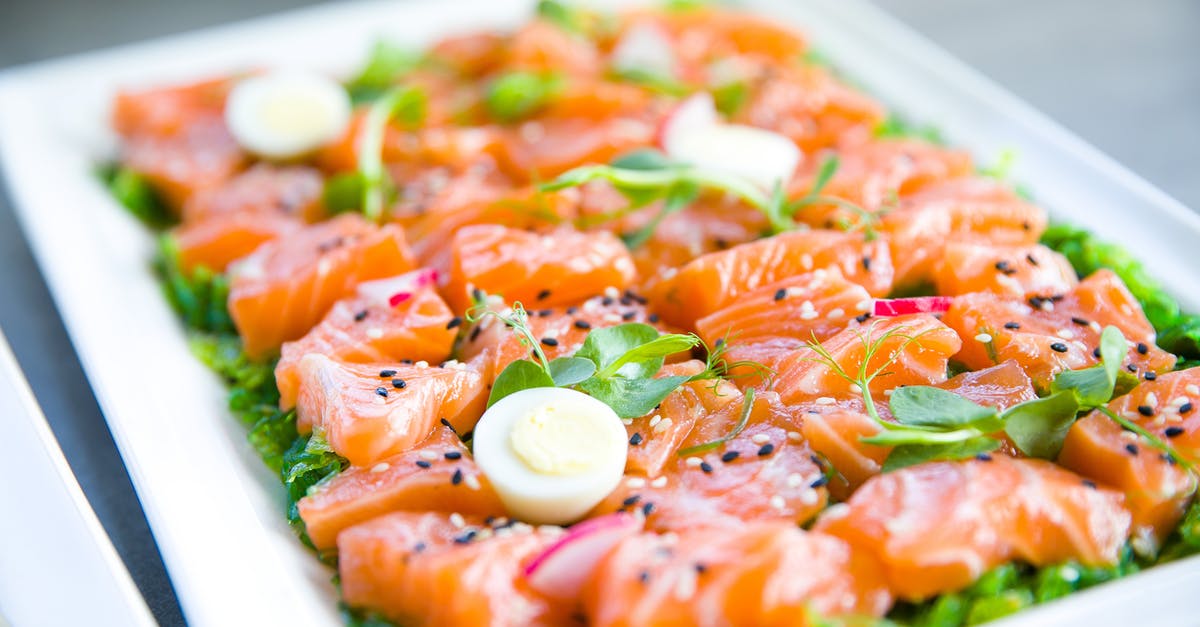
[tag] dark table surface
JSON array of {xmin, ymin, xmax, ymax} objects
[{"xmin": 1, "ymin": 1, "xmax": 1196, "ymax": 625}]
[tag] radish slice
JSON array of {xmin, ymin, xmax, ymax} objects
[
  {"xmin": 658, "ymin": 92, "xmax": 801, "ymax": 190},
  {"xmin": 872, "ymin": 296, "xmax": 953, "ymax": 317},
  {"xmin": 356, "ymin": 268, "xmax": 439, "ymax": 308},
  {"xmin": 523, "ymin": 512, "xmax": 643, "ymax": 600},
  {"xmin": 656, "ymin": 92, "xmax": 720, "ymax": 152},
  {"xmin": 611, "ymin": 21, "xmax": 677, "ymax": 80}
]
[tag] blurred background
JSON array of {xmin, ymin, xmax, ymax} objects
[{"xmin": 0, "ymin": 1, "xmax": 1195, "ymax": 625}]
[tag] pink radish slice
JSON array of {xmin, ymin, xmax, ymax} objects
[
  {"xmin": 355, "ymin": 268, "xmax": 439, "ymax": 308},
  {"xmin": 611, "ymin": 21, "xmax": 677, "ymax": 80},
  {"xmin": 523, "ymin": 512, "xmax": 643, "ymax": 600},
  {"xmin": 656, "ymin": 92, "xmax": 719, "ymax": 152},
  {"xmin": 872, "ymin": 296, "xmax": 953, "ymax": 317}
]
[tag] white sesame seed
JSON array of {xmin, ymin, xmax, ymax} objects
[
  {"xmin": 604, "ymin": 286, "xmax": 621, "ymax": 299},
  {"xmin": 800, "ymin": 253, "xmax": 814, "ymax": 270},
  {"xmin": 464, "ymin": 475, "xmax": 481, "ymax": 491},
  {"xmin": 1040, "ymin": 301, "xmax": 1055, "ymax": 312},
  {"xmin": 649, "ymin": 414, "xmax": 662, "ymax": 427},
  {"xmin": 652, "ymin": 418, "xmax": 674, "ymax": 433},
  {"xmin": 373, "ymin": 395, "xmax": 387, "ymax": 405},
  {"xmin": 414, "ymin": 360, "xmax": 429, "ymax": 369},
  {"xmin": 769, "ymin": 495, "xmax": 786, "ymax": 510},
  {"xmin": 673, "ymin": 571, "xmax": 697, "ymax": 601},
  {"xmin": 365, "ymin": 327, "xmax": 384, "ymax": 339},
  {"xmin": 511, "ymin": 522, "xmax": 534, "ymax": 535},
  {"xmin": 661, "ymin": 532, "xmax": 679, "ymax": 545},
  {"xmin": 799, "ymin": 488, "xmax": 819, "ymax": 506},
  {"xmin": 449, "ymin": 513, "xmax": 465, "ymax": 528},
  {"xmin": 1145, "ymin": 392, "xmax": 1159, "ymax": 408},
  {"xmin": 651, "ymin": 476, "xmax": 668, "ymax": 488},
  {"xmin": 883, "ymin": 389, "xmax": 894, "ymax": 397},
  {"xmin": 822, "ymin": 503, "xmax": 851, "ymax": 520},
  {"xmin": 751, "ymin": 434, "xmax": 771, "ymax": 445},
  {"xmin": 1056, "ymin": 329, "xmax": 1075, "ymax": 340},
  {"xmin": 1172, "ymin": 396, "xmax": 1190, "ymax": 407},
  {"xmin": 1089, "ymin": 321, "xmax": 1102, "ymax": 332},
  {"xmin": 419, "ymin": 450, "xmax": 439, "ymax": 461},
  {"xmin": 856, "ymin": 299, "xmax": 873, "ymax": 312},
  {"xmin": 621, "ymin": 418, "xmax": 634, "ymax": 426},
  {"xmin": 1189, "ymin": 385, "xmax": 1200, "ymax": 396},
  {"xmin": 1119, "ymin": 430, "xmax": 1138, "ymax": 441},
  {"xmin": 815, "ymin": 396, "xmax": 836, "ymax": 405},
  {"xmin": 602, "ymin": 313, "xmax": 622, "ymax": 324},
  {"xmin": 800, "ymin": 300, "xmax": 816, "ymax": 312},
  {"xmin": 974, "ymin": 333, "xmax": 993, "ymax": 343},
  {"xmin": 812, "ymin": 268, "xmax": 828, "ymax": 280},
  {"xmin": 786, "ymin": 473, "xmax": 804, "ymax": 488},
  {"xmin": 801, "ymin": 310, "xmax": 819, "ymax": 320},
  {"xmin": 787, "ymin": 431, "xmax": 802, "ymax": 442},
  {"xmin": 685, "ymin": 456, "xmax": 703, "ymax": 467},
  {"xmin": 626, "ymin": 477, "xmax": 647, "ymax": 489},
  {"xmin": 473, "ymin": 528, "xmax": 494, "ymax": 541},
  {"xmin": 538, "ymin": 525, "xmax": 566, "ymax": 536},
  {"xmin": 370, "ymin": 463, "xmax": 390, "ymax": 473}
]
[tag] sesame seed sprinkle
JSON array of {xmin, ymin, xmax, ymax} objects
[
  {"xmin": 415, "ymin": 460, "xmax": 432, "ymax": 469},
  {"xmin": 444, "ymin": 451, "xmax": 462, "ymax": 460},
  {"xmin": 1165, "ymin": 426, "xmax": 1185, "ymax": 438},
  {"xmin": 630, "ymin": 433, "xmax": 644, "ymax": 446},
  {"xmin": 627, "ymin": 477, "xmax": 647, "ymax": 489},
  {"xmin": 375, "ymin": 387, "xmax": 389, "ymax": 398},
  {"xmin": 773, "ymin": 288, "xmax": 787, "ymax": 302},
  {"xmin": 464, "ymin": 474, "xmax": 481, "ymax": 491},
  {"xmin": 392, "ymin": 379, "xmax": 406, "ymax": 389},
  {"xmin": 451, "ymin": 469, "xmax": 464, "ymax": 485},
  {"xmin": 974, "ymin": 333, "xmax": 993, "ymax": 343},
  {"xmin": 685, "ymin": 457, "xmax": 703, "ymax": 467},
  {"xmin": 540, "ymin": 337, "xmax": 559, "ymax": 347},
  {"xmin": 699, "ymin": 462, "xmax": 714, "ymax": 474},
  {"xmin": 1137, "ymin": 405, "xmax": 1155, "ymax": 417},
  {"xmin": 1050, "ymin": 342, "xmax": 1069, "ymax": 353},
  {"xmin": 815, "ymin": 396, "xmax": 836, "ymax": 405},
  {"xmin": 446, "ymin": 316, "xmax": 463, "ymax": 330},
  {"xmin": 721, "ymin": 451, "xmax": 740, "ymax": 463},
  {"xmin": 651, "ymin": 476, "xmax": 668, "ymax": 488},
  {"xmin": 769, "ymin": 495, "xmax": 786, "ymax": 510},
  {"xmin": 370, "ymin": 463, "xmax": 389, "ymax": 473},
  {"xmin": 449, "ymin": 513, "xmax": 465, "ymax": 528},
  {"xmin": 751, "ymin": 434, "xmax": 771, "ymax": 445}
]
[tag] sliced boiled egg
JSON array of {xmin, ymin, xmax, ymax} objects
[
  {"xmin": 225, "ymin": 70, "xmax": 351, "ymax": 160},
  {"xmin": 473, "ymin": 387, "xmax": 627, "ymax": 525},
  {"xmin": 659, "ymin": 92, "xmax": 802, "ymax": 190}
]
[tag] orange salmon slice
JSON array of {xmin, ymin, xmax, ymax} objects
[{"xmin": 933, "ymin": 242, "xmax": 1077, "ymax": 298}]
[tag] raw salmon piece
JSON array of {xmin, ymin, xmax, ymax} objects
[
  {"xmin": 1105, "ymin": 367, "xmax": 1200, "ymax": 465},
  {"xmin": 621, "ymin": 7, "xmax": 809, "ymax": 75},
  {"xmin": 444, "ymin": 224, "xmax": 637, "ymax": 313},
  {"xmin": 623, "ymin": 361, "xmax": 742, "ymax": 478},
  {"xmin": 180, "ymin": 163, "xmax": 325, "ymax": 225},
  {"xmin": 120, "ymin": 115, "xmax": 247, "ymax": 209},
  {"xmin": 790, "ymin": 139, "xmax": 974, "ymax": 229},
  {"xmin": 933, "ymin": 242, "xmax": 1078, "ymax": 298},
  {"xmin": 815, "ymin": 456, "xmax": 1131, "ymax": 600},
  {"xmin": 227, "ymin": 214, "xmax": 417, "ymax": 359},
  {"xmin": 275, "ymin": 271, "xmax": 457, "ymax": 410},
  {"xmin": 172, "ymin": 214, "xmax": 300, "ymax": 274},
  {"xmin": 112, "ymin": 76, "xmax": 231, "ymax": 138},
  {"xmin": 494, "ymin": 113, "xmax": 658, "ymax": 182},
  {"xmin": 595, "ymin": 391, "xmax": 830, "ymax": 531},
  {"xmin": 294, "ymin": 354, "xmax": 487, "ymax": 467},
  {"xmin": 430, "ymin": 31, "xmax": 507, "ymax": 77},
  {"xmin": 734, "ymin": 63, "xmax": 885, "ymax": 154},
  {"xmin": 936, "ymin": 359, "xmax": 1039, "ymax": 410},
  {"xmin": 879, "ymin": 177, "xmax": 1047, "ymax": 288},
  {"xmin": 694, "ymin": 267, "xmax": 874, "ymax": 363},
  {"xmin": 458, "ymin": 293, "xmax": 664, "ymax": 381},
  {"xmin": 1058, "ymin": 413, "xmax": 1195, "ymax": 553},
  {"xmin": 583, "ymin": 522, "xmax": 893, "ymax": 627},
  {"xmin": 942, "ymin": 269, "xmax": 1175, "ymax": 387},
  {"xmin": 298, "ymin": 427, "xmax": 505, "ymax": 549},
  {"xmin": 648, "ymin": 229, "xmax": 894, "ymax": 329},
  {"xmin": 772, "ymin": 315, "xmax": 962, "ymax": 406},
  {"xmin": 506, "ymin": 18, "xmax": 602, "ymax": 76},
  {"xmin": 339, "ymin": 512, "xmax": 569, "ymax": 627}
]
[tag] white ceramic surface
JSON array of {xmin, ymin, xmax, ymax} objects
[
  {"xmin": 0, "ymin": 1, "xmax": 1197, "ymax": 625},
  {"xmin": 0, "ymin": 329, "xmax": 155, "ymax": 627}
]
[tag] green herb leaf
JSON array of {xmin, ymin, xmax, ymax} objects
[
  {"xmin": 99, "ymin": 165, "xmax": 174, "ymax": 229},
  {"xmin": 322, "ymin": 172, "xmax": 366, "ymax": 214},
  {"xmin": 358, "ymin": 85, "xmax": 427, "ymax": 221},
  {"xmin": 485, "ymin": 72, "xmax": 565, "ymax": 122},
  {"xmin": 577, "ymin": 374, "xmax": 692, "ymax": 419},
  {"xmin": 711, "ymin": 80, "xmax": 748, "ymax": 117},
  {"xmin": 611, "ymin": 68, "xmax": 690, "ymax": 96},
  {"xmin": 888, "ymin": 386, "xmax": 1000, "ymax": 429},
  {"xmin": 281, "ymin": 429, "xmax": 348, "ymax": 547},
  {"xmin": 621, "ymin": 182, "xmax": 698, "ymax": 249},
  {"xmin": 610, "ymin": 148, "xmax": 675, "ymax": 171},
  {"xmin": 1001, "ymin": 390, "xmax": 1080, "ymax": 459},
  {"xmin": 882, "ymin": 436, "xmax": 1001, "ymax": 472},
  {"xmin": 874, "ymin": 113, "xmax": 944, "ymax": 144},
  {"xmin": 574, "ymin": 323, "xmax": 662, "ymax": 377},
  {"xmin": 156, "ymin": 236, "xmax": 235, "ymax": 334},
  {"xmin": 347, "ymin": 41, "xmax": 421, "ymax": 102},
  {"xmin": 488, "ymin": 359, "xmax": 556, "ymax": 407},
  {"xmin": 536, "ymin": 0, "xmax": 588, "ymax": 33},
  {"xmin": 548, "ymin": 356, "xmax": 596, "ymax": 386},
  {"xmin": 1051, "ymin": 326, "xmax": 1125, "ymax": 408},
  {"xmin": 677, "ymin": 388, "xmax": 757, "ymax": 456}
]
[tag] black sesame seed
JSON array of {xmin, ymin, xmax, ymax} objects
[
  {"xmin": 1004, "ymin": 321, "xmax": 1021, "ymax": 330},
  {"xmin": 1026, "ymin": 253, "xmax": 1040, "ymax": 266},
  {"xmin": 1182, "ymin": 403, "xmax": 1194, "ymax": 414},
  {"xmin": 773, "ymin": 288, "xmax": 787, "ymax": 302},
  {"xmin": 469, "ymin": 325, "xmax": 483, "ymax": 342},
  {"xmin": 454, "ymin": 530, "xmax": 476, "ymax": 544},
  {"xmin": 392, "ymin": 379, "xmax": 407, "ymax": 389},
  {"xmin": 1021, "ymin": 221, "xmax": 1032, "ymax": 231},
  {"xmin": 1082, "ymin": 479, "xmax": 1098, "ymax": 489},
  {"xmin": 1124, "ymin": 443, "xmax": 1139, "ymax": 456},
  {"xmin": 648, "ymin": 313, "xmax": 660, "ymax": 323},
  {"xmin": 574, "ymin": 319, "xmax": 592, "ymax": 330},
  {"xmin": 1050, "ymin": 342, "xmax": 1069, "ymax": 353},
  {"xmin": 1092, "ymin": 347, "xmax": 1103, "ymax": 359},
  {"xmin": 622, "ymin": 311, "xmax": 637, "ymax": 321},
  {"xmin": 620, "ymin": 296, "xmax": 634, "ymax": 307},
  {"xmin": 536, "ymin": 289, "xmax": 552, "ymax": 300},
  {"xmin": 354, "ymin": 309, "xmax": 369, "ymax": 322},
  {"xmin": 413, "ymin": 541, "xmax": 427, "ymax": 552},
  {"xmin": 638, "ymin": 571, "xmax": 650, "ymax": 584},
  {"xmin": 1165, "ymin": 426, "xmax": 1185, "ymax": 438},
  {"xmin": 721, "ymin": 451, "xmax": 740, "ymax": 463},
  {"xmin": 415, "ymin": 460, "xmax": 432, "ymax": 469},
  {"xmin": 601, "ymin": 296, "xmax": 615, "ymax": 306},
  {"xmin": 1145, "ymin": 371, "xmax": 1158, "ymax": 381},
  {"xmin": 446, "ymin": 316, "xmax": 463, "ymax": 330},
  {"xmin": 622, "ymin": 495, "xmax": 641, "ymax": 507},
  {"xmin": 1070, "ymin": 317, "xmax": 1090, "ymax": 326},
  {"xmin": 629, "ymin": 433, "xmax": 644, "ymax": 446},
  {"xmin": 375, "ymin": 387, "xmax": 389, "ymax": 398},
  {"xmin": 1126, "ymin": 364, "xmax": 1139, "ymax": 373},
  {"xmin": 975, "ymin": 453, "xmax": 993, "ymax": 462},
  {"xmin": 699, "ymin": 462, "xmax": 714, "ymax": 474},
  {"xmin": 994, "ymin": 260, "xmax": 1016, "ymax": 275},
  {"xmin": 444, "ymin": 451, "xmax": 462, "ymax": 460},
  {"xmin": 757, "ymin": 443, "xmax": 775, "ymax": 457},
  {"xmin": 401, "ymin": 359, "xmax": 414, "ymax": 364},
  {"xmin": 861, "ymin": 256, "xmax": 872, "ymax": 271},
  {"xmin": 566, "ymin": 306, "xmax": 579, "ymax": 315},
  {"xmin": 471, "ymin": 288, "xmax": 485, "ymax": 302},
  {"xmin": 810, "ymin": 475, "xmax": 829, "ymax": 488},
  {"xmin": 694, "ymin": 563, "xmax": 707, "ymax": 574},
  {"xmin": 1136, "ymin": 342, "xmax": 1149, "ymax": 355},
  {"xmin": 855, "ymin": 313, "xmax": 871, "ymax": 323},
  {"xmin": 460, "ymin": 430, "xmax": 473, "ymax": 441},
  {"xmin": 379, "ymin": 369, "xmax": 397, "ymax": 377},
  {"xmin": 538, "ymin": 309, "xmax": 553, "ymax": 317},
  {"xmin": 540, "ymin": 337, "xmax": 559, "ymax": 347},
  {"xmin": 451, "ymin": 469, "xmax": 464, "ymax": 485},
  {"xmin": 1137, "ymin": 405, "xmax": 1155, "ymax": 417},
  {"xmin": 440, "ymin": 418, "xmax": 457, "ymax": 433},
  {"xmin": 641, "ymin": 502, "xmax": 655, "ymax": 516}
]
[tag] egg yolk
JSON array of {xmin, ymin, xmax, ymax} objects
[
  {"xmin": 259, "ymin": 88, "xmax": 336, "ymax": 137},
  {"xmin": 509, "ymin": 401, "xmax": 616, "ymax": 476}
]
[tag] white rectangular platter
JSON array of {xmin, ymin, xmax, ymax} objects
[{"xmin": 0, "ymin": 1, "xmax": 1198, "ymax": 625}]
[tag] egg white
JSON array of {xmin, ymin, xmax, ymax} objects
[
  {"xmin": 473, "ymin": 387, "xmax": 628, "ymax": 525},
  {"xmin": 224, "ymin": 70, "xmax": 351, "ymax": 160}
]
